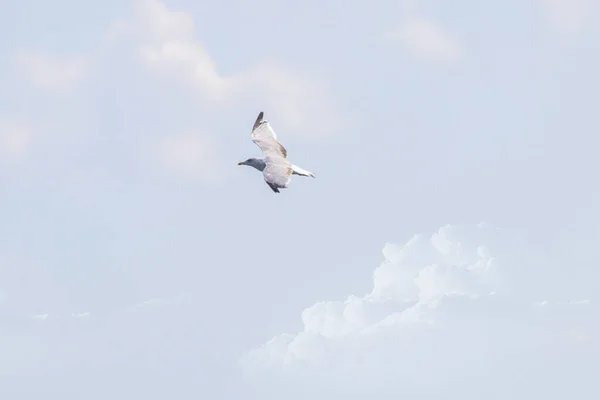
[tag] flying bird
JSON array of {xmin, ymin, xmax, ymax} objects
[{"xmin": 238, "ymin": 111, "xmax": 315, "ymax": 193}]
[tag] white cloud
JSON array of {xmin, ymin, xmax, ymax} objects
[
  {"xmin": 14, "ymin": 51, "xmax": 89, "ymax": 94},
  {"xmin": 541, "ymin": 0, "xmax": 598, "ymax": 36},
  {"xmin": 115, "ymin": 0, "xmax": 342, "ymax": 137},
  {"xmin": 0, "ymin": 117, "xmax": 32, "ymax": 156},
  {"xmin": 385, "ymin": 15, "xmax": 463, "ymax": 64},
  {"xmin": 127, "ymin": 0, "xmax": 232, "ymax": 103},
  {"xmin": 240, "ymin": 223, "xmax": 598, "ymax": 396},
  {"xmin": 155, "ymin": 132, "xmax": 221, "ymax": 181}
]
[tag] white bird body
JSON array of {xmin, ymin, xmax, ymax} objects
[{"xmin": 238, "ymin": 112, "xmax": 316, "ymax": 193}]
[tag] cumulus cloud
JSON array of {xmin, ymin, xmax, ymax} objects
[
  {"xmin": 240, "ymin": 223, "xmax": 598, "ymax": 397},
  {"xmin": 14, "ymin": 51, "xmax": 89, "ymax": 94},
  {"xmin": 540, "ymin": 0, "xmax": 598, "ymax": 36},
  {"xmin": 0, "ymin": 117, "xmax": 32, "ymax": 156},
  {"xmin": 385, "ymin": 14, "xmax": 463, "ymax": 64}
]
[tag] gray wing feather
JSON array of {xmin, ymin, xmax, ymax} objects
[{"xmin": 251, "ymin": 112, "xmax": 292, "ymax": 187}]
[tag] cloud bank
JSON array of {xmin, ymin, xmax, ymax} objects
[
  {"xmin": 240, "ymin": 223, "xmax": 598, "ymax": 398},
  {"xmin": 2, "ymin": 223, "xmax": 597, "ymax": 398}
]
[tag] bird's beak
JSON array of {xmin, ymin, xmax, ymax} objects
[{"xmin": 237, "ymin": 161, "xmax": 243, "ymax": 166}]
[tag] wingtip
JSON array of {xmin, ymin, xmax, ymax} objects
[{"xmin": 252, "ymin": 111, "xmax": 264, "ymax": 131}]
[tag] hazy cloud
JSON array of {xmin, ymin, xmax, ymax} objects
[
  {"xmin": 14, "ymin": 51, "xmax": 90, "ymax": 94},
  {"xmin": 0, "ymin": 117, "xmax": 32, "ymax": 157},
  {"xmin": 121, "ymin": 0, "xmax": 343, "ymax": 136},
  {"xmin": 385, "ymin": 14, "xmax": 463, "ymax": 64},
  {"xmin": 155, "ymin": 132, "xmax": 221, "ymax": 181},
  {"xmin": 540, "ymin": 0, "xmax": 598, "ymax": 36}
]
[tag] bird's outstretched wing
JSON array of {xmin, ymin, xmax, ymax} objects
[
  {"xmin": 251, "ymin": 111, "xmax": 288, "ymax": 159},
  {"xmin": 251, "ymin": 111, "xmax": 292, "ymax": 189}
]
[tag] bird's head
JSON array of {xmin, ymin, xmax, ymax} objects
[{"xmin": 237, "ymin": 157, "xmax": 266, "ymax": 171}]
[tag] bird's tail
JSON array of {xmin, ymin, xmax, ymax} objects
[{"xmin": 291, "ymin": 164, "xmax": 315, "ymax": 178}]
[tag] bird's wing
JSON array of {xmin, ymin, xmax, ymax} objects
[
  {"xmin": 250, "ymin": 111, "xmax": 292, "ymax": 187},
  {"xmin": 251, "ymin": 111, "xmax": 288, "ymax": 159}
]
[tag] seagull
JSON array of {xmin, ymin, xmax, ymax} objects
[{"xmin": 238, "ymin": 111, "xmax": 316, "ymax": 193}]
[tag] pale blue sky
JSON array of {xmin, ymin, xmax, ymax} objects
[{"xmin": 1, "ymin": 0, "xmax": 599, "ymax": 398}]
